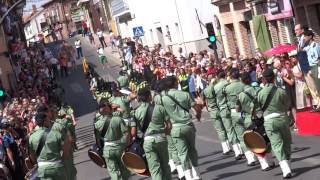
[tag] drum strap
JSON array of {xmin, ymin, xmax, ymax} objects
[
  {"xmin": 261, "ymin": 86, "xmax": 277, "ymax": 112},
  {"xmin": 36, "ymin": 129, "xmax": 49, "ymax": 157},
  {"xmin": 141, "ymin": 103, "xmax": 155, "ymax": 134},
  {"xmin": 164, "ymin": 91, "xmax": 189, "ymax": 113},
  {"xmin": 101, "ymin": 119, "xmax": 110, "ymax": 139}
]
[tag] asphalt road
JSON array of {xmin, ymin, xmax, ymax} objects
[{"xmin": 55, "ymin": 35, "xmax": 320, "ymax": 180}]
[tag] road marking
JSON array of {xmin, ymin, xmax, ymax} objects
[{"xmin": 70, "ymin": 83, "xmax": 84, "ymax": 93}]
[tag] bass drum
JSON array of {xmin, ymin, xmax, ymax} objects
[
  {"xmin": 24, "ymin": 166, "xmax": 38, "ymax": 180},
  {"xmin": 88, "ymin": 144, "xmax": 106, "ymax": 168},
  {"xmin": 121, "ymin": 141, "xmax": 150, "ymax": 177},
  {"xmin": 243, "ymin": 123, "xmax": 270, "ymax": 155}
]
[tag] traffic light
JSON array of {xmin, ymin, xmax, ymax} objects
[
  {"xmin": 0, "ymin": 87, "xmax": 5, "ymax": 103},
  {"xmin": 206, "ymin": 23, "xmax": 217, "ymax": 50}
]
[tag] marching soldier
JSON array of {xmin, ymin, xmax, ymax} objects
[
  {"xmin": 56, "ymin": 103, "xmax": 77, "ymax": 180},
  {"xmin": 117, "ymin": 70, "xmax": 129, "ymax": 90},
  {"xmin": 134, "ymin": 87, "xmax": 172, "ymax": 180},
  {"xmin": 154, "ymin": 79, "xmax": 185, "ymax": 179},
  {"xmin": 238, "ymin": 72, "xmax": 275, "ymax": 170},
  {"xmin": 58, "ymin": 102, "xmax": 77, "ymax": 149},
  {"xmin": 94, "ymin": 102, "xmax": 131, "ymax": 180},
  {"xmin": 214, "ymin": 69, "xmax": 243, "ymax": 159},
  {"xmin": 256, "ymin": 69, "xmax": 292, "ymax": 178},
  {"xmin": 29, "ymin": 111, "xmax": 73, "ymax": 179},
  {"xmin": 203, "ymin": 74, "xmax": 231, "ymax": 155},
  {"xmin": 224, "ymin": 68, "xmax": 256, "ymax": 165},
  {"xmin": 159, "ymin": 76, "xmax": 201, "ymax": 180},
  {"xmin": 109, "ymin": 84, "xmax": 137, "ymax": 127}
]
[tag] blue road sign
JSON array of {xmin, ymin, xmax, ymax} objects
[{"xmin": 133, "ymin": 26, "xmax": 144, "ymax": 37}]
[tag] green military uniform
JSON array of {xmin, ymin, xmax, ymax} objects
[
  {"xmin": 166, "ymin": 135, "xmax": 181, "ymax": 171},
  {"xmin": 30, "ymin": 126, "xmax": 67, "ymax": 179},
  {"xmin": 134, "ymin": 102, "xmax": 171, "ymax": 180},
  {"xmin": 159, "ymin": 89, "xmax": 198, "ymax": 178},
  {"xmin": 109, "ymin": 95, "xmax": 132, "ymax": 126},
  {"xmin": 214, "ymin": 79, "xmax": 236, "ymax": 144},
  {"xmin": 256, "ymin": 84, "xmax": 292, "ymax": 162},
  {"xmin": 52, "ymin": 118, "xmax": 77, "ymax": 180},
  {"xmin": 203, "ymin": 83, "xmax": 228, "ymax": 143},
  {"xmin": 58, "ymin": 105, "xmax": 76, "ymax": 144},
  {"xmin": 238, "ymin": 85, "xmax": 261, "ymax": 128},
  {"xmin": 117, "ymin": 74, "xmax": 129, "ymax": 89},
  {"xmin": 109, "ymin": 96, "xmax": 130, "ymax": 118},
  {"xmin": 95, "ymin": 111, "xmax": 130, "ymax": 180},
  {"xmin": 224, "ymin": 79, "xmax": 247, "ymax": 151}
]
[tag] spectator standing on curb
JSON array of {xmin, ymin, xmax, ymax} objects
[
  {"xmin": 88, "ymin": 31, "xmax": 95, "ymax": 45},
  {"xmin": 97, "ymin": 29, "xmax": 107, "ymax": 49},
  {"xmin": 97, "ymin": 46, "xmax": 107, "ymax": 70},
  {"xmin": 303, "ymin": 30, "xmax": 320, "ymax": 112},
  {"xmin": 75, "ymin": 39, "xmax": 83, "ymax": 59}
]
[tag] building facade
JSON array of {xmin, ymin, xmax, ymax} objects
[
  {"xmin": 0, "ymin": 0, "xmax": 26, "ymax": 90},
  {"xmin": 292, "ymin": 0, "xmax": 320, "ymax": 42},
  {"xmin": 23, "ymin": 8, "xmax": 46, "ymax": 44},
  {"xmin": 213, "ymin": 0, "xmax": 295, "ymax": 58},
  {"xmin": 111, "ymin": 0, "xmax": 220, "ymax": 56}
]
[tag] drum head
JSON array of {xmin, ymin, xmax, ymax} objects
[
  {"xmin": 121, "ymin": 152, "xmax": 147, "ymax": 174},
  {"xmin": 137, "ymin": 169, "xmax": 151, "ymax": 177},
  {"xmin": 88, "ymin": 150, "xmax": 106, "ymax": 168},
  {"xmin": 243, "ymin": 130, "xmax": 267, "ymax": 154}
]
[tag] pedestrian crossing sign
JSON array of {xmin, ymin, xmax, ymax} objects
[{"xmin": 133, "ymin": 26, "xmax": 144, "ymax": 37}]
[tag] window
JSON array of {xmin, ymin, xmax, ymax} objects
[
  {"xmin": 175, "ymin": 23, "xmax": 181, "ymax": 43},
  {"xmin": 150, "ymin": 29, "xmax": 155, "ymax": 45}
]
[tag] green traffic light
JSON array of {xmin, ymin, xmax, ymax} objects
[
  {"xmin": 209, "ymin": 35, "xmax": 216, "ymax": 43},
  {"xmin": 0, "ymin": 90, "xmax": 3, "ymax": 97}
]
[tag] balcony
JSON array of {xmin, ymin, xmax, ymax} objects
[{"xmin": 110, "ymin": 0, "xmax": 130, "ymax": 17}]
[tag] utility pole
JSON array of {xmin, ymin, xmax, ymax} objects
[{"xmin": 174, "ymin": 0, "xmax": 188, "ymax": 56}]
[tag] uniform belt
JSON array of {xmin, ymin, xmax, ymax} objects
[
  {"xmin": 38, "ymin": 160, "xmax": 62, "ymax": 167},
  {"xmin": 104, "ymin": 139, "xmax": 121, "ymax": 146},
  {"xmin": 231, "ymin": 109, "xmax": 237, "ymax": 113},
  {"xmin": 144, "ymin": 133, "xmax": 166, "ymax": 141},
  {"xmin": 123, "ymin": 118, "xmax": 132, "ymax": 122},
  {"xmin": 264, "ymin": 113, "xmax": 285, "ymax": 121},
  {"xmin": 172, "ymin": 122, "xmax": 192, "ymax": 127}
]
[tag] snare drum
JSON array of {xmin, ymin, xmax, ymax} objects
[
  {"xmin": 24, "ymin": 157, "xmax": 34, "ymax": 170},
  {"xmin": 88, "ymin": 144, "xmax": 106, "ymax": 168},
  {"xmin": 24, "ymin": 165, "xmax": 38, "ymax": 180},
  {"xmin": 243, "ymin": 123, "xmax": 270, "ymax": 155},
  {"xmin": 121, "ymin": 141, "xmax": 150, "ymax": 177}
]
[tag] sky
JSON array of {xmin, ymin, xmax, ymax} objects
[{"xmin": 24, "ymin": 0, "xmax": 51, "ymax": 14}]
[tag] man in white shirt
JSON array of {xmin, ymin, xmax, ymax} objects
[
  {"xmin": 75, "ymin": 39, "xmax": 83, "ymax": 59},
  {"xmin": 303, "ymin": 30, "xmax": 320, "ymax": 112},
  {"xmin": 97, "ymin": 29, "xmax": 107, "ymax": 49}
]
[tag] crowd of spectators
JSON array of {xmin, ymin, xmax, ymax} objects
[
  {"xmin": 0, "ymin": 41, "xmax": 67, "ymax": 179},
  {"xmin": 115, "ymin": 24, "xmax": 319, "ymax": 125}
]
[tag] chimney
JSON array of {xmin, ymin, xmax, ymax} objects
[{"xmin": 32, "ymin": 4, "xmax": 37, "ymax": 14}]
